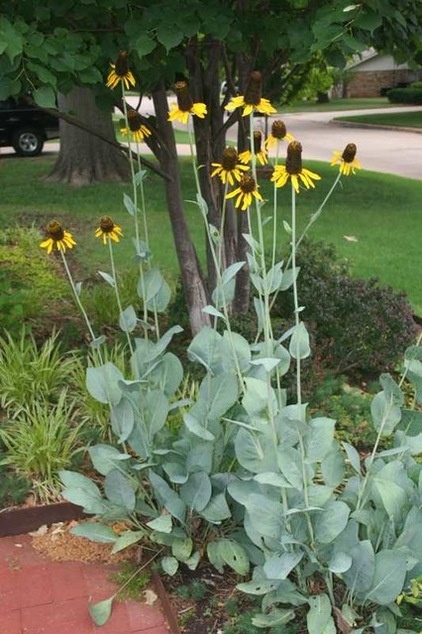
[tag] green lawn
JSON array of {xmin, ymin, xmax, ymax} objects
[
  {"xmin": 335, "ymin": 110, "xmax": 422, "ymax": 128},
  {"xmin": 1, "ymin": 155, "xmax": 421, "ymax": 316}
]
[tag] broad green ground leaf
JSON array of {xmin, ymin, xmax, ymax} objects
[
  {"xmin": 146, "ymin": 515, "xmax": 172, "ymax": 533},
  {"xmin": 86, "ymin": 362, "xmax": 123, "ymax": 405},
  {"xmin": 364, "ymin": 550, "xmax": 407, "ymax": 605},
  {"xmin": 104, "ymin": 469, "xmax": 136, "ymax": 513},
  {"xmin": 263, "ymin": 551, "xmax": 304, "ymax": 580},
  {"xmin": 289, "ymin": 321, "xmax": 310, "ymax": 359},
  {"xmin": 314, "ymin": 501, "xmax": 350, "ymax": 544},
  {"xmin": 111, "ymin": 398, "xmax": 134, "ymax": 443},
  {"xmin": 252, "ymin": 608, "xmax": 295, "ymax": 628},
  {"xmin": 200, "ymin": 492, "xmax": 231, "ymax": 523},
  {"xmin": 119, "ymin": 305, "xmax": 137, "ymax": 332},
  {"xmin": 71, "ymin": 522, "xmax": 117, "ymax": 544},
  {"xmin": 161, "ymin": 556, "xmax": 179, "ymax": 576},
  {"xmin": 371, "ymin": 391, "xmax": 402, "ymax": 435},
  {"xmin": 244, "ymin": 493, "xmax": 282, "ymax": 540},
  {"xmin": 111, "ymin": 530, "xmax": 144, "ymax": 554},
  {"xmin": 235, "ymin": 427, "xmax": 278, "ymax": 474},
  {"xmin": 200, "ymin": 372, "xmax": 239, "ymax": 420},
  {"xmin": 149, "ymin": 471, "xmax": 186, "ymax": 524},
  {"xmin": 305, "ymin": 417, "xmax": 335, "ymax": 462},
  {"xmin": 180, "ymin": 472, "xmax": 212, "ymax": 512},
  {"xmin": 321, "ymin": 445, "xmax": 345, "ymax": 488},
  {"xmin": 242, "ymin": 377, "xmax": 273, "ymax": 416},
  {"xmin": 343, "ymin": 540, "xmax": 375, "ymax": 595},
  {"xmin": 183, "ymin": 412, "xmax": 215, "ymax": 441},
  {"xmin": 187, "ymin": 327, "xmax": 222, "ymax": 372},
  {"xmin": 172, "ymin": 537, "xmax": 193, "ymax": 562},
  {"xmin": 217, "ymin": 539, "xmax": 250, "ymax": 575},
  {"xmin": 207, "ymin": 541, "xmax": 225, "ymax": 573},
  {"xmin": 89, "ymin": 596, "xmax": 114, "ymax": 626},
  {"xmin": 277, "ymin": 446, "xmax": 304, "ymax": 490},
  {"xmin": 307, "ymin": 593, "xmax": 336, "ymax": 634},
  {"xmin": 89, "ymin": 445, "xmax": 131, "ymax": 476}
]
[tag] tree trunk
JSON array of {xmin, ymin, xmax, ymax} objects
[
  {"xmin": 151, "ymin": 82, "xmax": 211, "ymax": 335},
  {"xmin": 46, "ymin": 86, "xmax": 130, "ymax": 185}
]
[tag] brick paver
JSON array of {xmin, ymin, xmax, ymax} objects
[{"xmin": 0, "ymin": 535, "xmax": 170, "ymax": 634}]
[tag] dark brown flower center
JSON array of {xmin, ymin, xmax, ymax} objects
[
  {"xmin": 221, "ymin": 146, "xmax": 239, "ymax": 170},
  {"xmin": 342, "ymin": 143, "xmax": 357, "ymax": 163},
  {"xmin": 271, "ymin": 120, "xmax": 287, "ymax": 140},
  {"xmin": 175, "ymin": 81, "xmax": 194, "ymax": 112},
  {"xmin": 115, "ymin": 51, "xmax": 130, "ymax": 77},
  {"xmin": 46, "ymin": 220, "xmax": 64, "ymax": 241},
  {"xmin": 286, "ymin": 141, "xmax": 303, "ymax": 175},
  {"xmin": 244, "ymin": 71, "xmax": 263, "ymax": 106},
  {"xmin": 127, "ymin": 109, "xmax": 143, "ymax": 132},
  {"xmin": 253, "ymin": 131, "xmax": 263, "ymax": 153},
  {"xmin": 99, "ymin": 216, "xmax": 115, "ymax": 234},
  {"xmin": 239, "ymin": 172, "xmax": 257, "ymax": 194}
]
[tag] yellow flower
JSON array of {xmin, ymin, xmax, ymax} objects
[
  {"xmin": 168, "ymin": 81, "xmax": 207, "ymax": 124},
  {"xmin": 95, "ymin": 216, "xmax": 123, "ymax": 245},
  {"xmin": 239, "ymin": 131, "xmax": 268, "ymax": 165},
  {"xmin": 106, "ymin": 51, "xmax": 136, "ymax": 91},
  {"xmin": 225, "ymin": 71, "xmax": 277, "ymax": 117},
  {"xmin": 271, "ymin": 141, "xmax": 321, "ymax": 194},
  {"xmin": 225, "ymin": 172, "xmax": 263, "ymax": 211},
  {"xmin": 121, "ymin": 108, "xmax": 151, "ymax": 143},
  {"xmin": 331, "ymin": 143, "xmax": 361, "ymax": 176},
  {"xmin": 211, "ymin": 147, "xmax": 250, "ymax": 185},
  {"xmin": 265, "ymin": 119, "xmax": 295, "ymax": 150},
  {"xmin": 40, "ymin": 220, "xmax": 76, "ymax": 254}
]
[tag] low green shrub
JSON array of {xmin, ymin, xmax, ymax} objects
[
  {"xmin": 387, "ymin": 86, "xmax": 422, "ymax": 104},
  {"xmin": 0, "ymin": 226, "xmax": 71, "ymax": 337},
  {"xmin": 275, "ymin": 239, "xmax": 417, "ymax": 376}
]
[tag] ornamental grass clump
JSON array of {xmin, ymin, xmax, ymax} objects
[{"xmin": 41, "ymin": 61, "xmax": 422, "ymax": 632}]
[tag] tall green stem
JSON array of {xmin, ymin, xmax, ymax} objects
[
  {"xmin": 108, "ymin": 238, "xmax": 134, "ymax": 356},
  {"xmin": 60, "ymin": 251, "xmax": 103, "ymax": 364}
]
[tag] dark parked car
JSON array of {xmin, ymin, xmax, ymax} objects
[{"xmin": 0, "ymin": 98, "xmax": 59, "ymax": 156}]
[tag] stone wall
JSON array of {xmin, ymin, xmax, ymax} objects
[{"xmin": 346, "ymin": 69, "xmax": 422, "ymax": 98}]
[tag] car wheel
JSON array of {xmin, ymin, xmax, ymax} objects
[{"xmin": 12, "ymin": 127, "xmax": 44, "ymax": 157}]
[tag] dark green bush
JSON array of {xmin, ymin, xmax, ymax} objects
[
  {"xmin": 387, "ymin": 87, "xmax": 422, "ymax": 104},
  {"xmin": 275, "ymin": 239, "xmax": 417, "ymax": 376}
]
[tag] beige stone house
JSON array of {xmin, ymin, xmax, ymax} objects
[{"xmin": 345, "ymin": 50, "xmax": 422, "ymax": 98}]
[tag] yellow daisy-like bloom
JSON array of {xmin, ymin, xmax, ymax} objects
[
  {"xmin": 95, "ymin": 216, "xmax": 123, "ymax": 245},
  {"xmin": 168, "ymin": 81, "xmax": 207, "ymax": 124},
  {"xmin": 40, "ymin": 220, "xmax": 76, "ymax": 254},
  {"xmin": 225, "ymin": 71, "xmax": 277, "ymax": 117},
  {"xmin": 265, "ymin": 119, "xmax": 295, "ymax": 150},
  {"xmin": 239, "ymin": 131, "xmax": 268, "ymax": 166},
  {"xmin": 271, "ymin": 141, "xmax": 321, "ymax": 194},
  {"xmin": 121, "ymin": 108, "xmax": 151, "ymax": 143},
  {"xmin": 225, "ymin": 172, "xmax": 263, "ymax": 211},
  {"xmin": 211, "ymin": 146, "xmax": 249, "ymax": 185},
  {"xmin": 331, "ymin": 143, "xmax": 361, "ymax": 176},
  {"xmin": 106, "ymin": 51, "xmax": 136, "ymax": 90}
]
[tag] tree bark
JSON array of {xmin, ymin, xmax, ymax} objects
[
  {"xmin": 46, "ymin": 86, "xmax": 130, "ymax": 185},
  {"xmin": 151, "ymin": 82, "xmax": 211, "ymax": 335}
]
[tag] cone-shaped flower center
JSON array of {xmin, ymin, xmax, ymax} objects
[
  {"xmin": 99, "ymin": 216, "xmax": 115, "ymax": 234},
  {"xmin": 221, "ymin": 147, "xmax": 239, "ymax": 170},
  {"xmin": 271, "ymin": 120, "xmax": 287, "ymax": 139},
  {"xmin": 244, "ymin": 71, "xmax": 263, "ymax": 106},
  {"xmin": 253, "ymin": 130, "xmax": 263, "ymax": 153},
  {"xmin": 286, "ymin": 141, "xmax": 303, "ymax": 175},
  {"xmin": 175, "ymin": 81, "xmax": 194, "ymax": 112},
  {"xmin": 128, "ymin": 109, "xmax": 143, "ymax": 132},
  {"xmin": 46, "ymin": 220, "xmax": 65, "ymax": 241},
  {"xmin": 342, "ymin": 143, "xmax": 357, "ymax": 163},
  {"xmin": 239, "ymin": 172, "xmax": 258, "ymax": 193},
  {"xmin": 115, "ymin": 51, "xmax": 130, "ymax": 77}
]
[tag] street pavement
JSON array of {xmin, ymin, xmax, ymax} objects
[{"xmin": 1, "ymin": 102, "xmax": 421, "ymax": 180}]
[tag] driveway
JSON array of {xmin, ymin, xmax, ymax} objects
[{"xmin": 1, "ymin": 103, "xmax": 421, "ymax": 180}]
